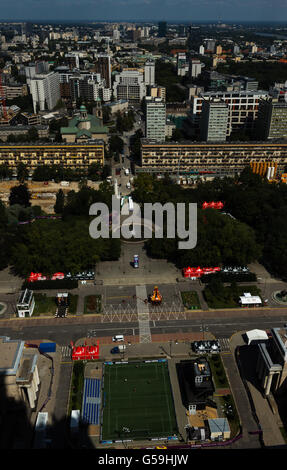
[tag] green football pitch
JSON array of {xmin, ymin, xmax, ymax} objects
[{"xmin": 101, "ymin": 361, "xmax": 178, "ymax": 441}]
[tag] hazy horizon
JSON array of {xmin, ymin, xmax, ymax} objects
[{"xmin": 0, "ymin": 0, "xmax": 286, "ymax": 24}]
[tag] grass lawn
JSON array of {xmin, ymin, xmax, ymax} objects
[
  {"xmin": 218, "ymin": 395, "xmax": 241, "ymax": 438},
  {"xmin": 69, "ymin": 294, "xmax": 78, "ymax": 314},
  {"xmin": 181, "ymin": 291, "xmax": 201, "ymax": 309},
  {"xmin": 101, "ymin": 361, "xmax": 178, "ymax": 441},
  {"xmin": 208, "ymin": 354, "xmax": 229, "ymax": 389},
  {"xmin": 68, "ymin": 362, "xmax": 85, "ymax": 415},
  {"xmin": 84, "ymin": 295, "xmax": 102, "ymax": 314},
  {"xmin": 33, "ymin": 293, "xmax": 57, "ymax": 316},
  {"xmin": 204, "ymin": 284, "xmax": 262, "ymax": 309}
]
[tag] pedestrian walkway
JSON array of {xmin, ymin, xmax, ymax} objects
[
  {"xmin": 218, "ymin": 338, "xmax": 230, "ymax": 352},
  {"xmin": 136, "ymin": 285, "xmax": 151, "ymax": 343}
]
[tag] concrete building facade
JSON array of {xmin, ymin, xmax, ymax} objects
[
  {"xmin": 29, "ymin": 72, "xmax": 60, "ymax": 113},
  {"xmin": 113, "ymin": 70, "xmax": 146, "ymax": 104},
  {"xmin": 200, "ymin": 99, "xmax": 229, "ymax": 142},
  {"xmin": 145, "ymin": 97, "xmax": 166, "ymax": 142},
  {"xmin": 139, "ymin": 139, "xmax": 287, "ymax": 178},
  {"xmin": 257, "ymin": 98, "xmax": 287, "ymax": 140}
]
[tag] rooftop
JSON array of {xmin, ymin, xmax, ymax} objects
[{"xmin": 0, "ymin": 336, "xmax": 24, "ymax": 376}]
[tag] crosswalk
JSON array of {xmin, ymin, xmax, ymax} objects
[
  {"xmin": 218, "ymin": 338, "xmax": 230, "ymax": 352},
  {"xmin": 61, "ymin": 345, "xmax": 72, "ymax": 359}
]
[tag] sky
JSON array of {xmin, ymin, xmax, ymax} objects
[{"xmin": 0, "ymin": 0, "xmax": 286, "ymax": 23}]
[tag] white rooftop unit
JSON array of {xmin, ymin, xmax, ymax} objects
[
  {"xmin": 246, "ymin": 329, "xmax": 268, "ymax": 345},
  {"xmin": 239, "ymin": 292, "xmax": 262, "ymax": 306}
]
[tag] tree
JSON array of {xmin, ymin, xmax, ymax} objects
[
  {"xmin": 17, "ymin": 163, "xmax": 29, "ymax": 183},
  {"xmin": 0, "ymin": 164, "xmax": 12, "ymax": 180},
  {"xmin": 27, "ymin": 127, "xmax": 39, "ymax": 142},
  {"xmin": 108, "ymin": 135, "xmax": 124, "ymax": 154},
  {"xmin": 54, "ymin": 189, "xmax": 65, "ymax": 214},
  {"xmin": 9, "ymin": 184, "xmax": 31, "ymax": 207}
]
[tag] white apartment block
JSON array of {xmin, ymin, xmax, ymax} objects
[
  {"xmin": 113, "ymin": 70, "xmax": 146, "ymax": 104},
  {"xmin": 29, "ymin": 72, "xmax": 60, "ymax": 113},
  {"xmin": 144, "ymin": 61, "xmax": 155, "ymax": 86},
  {"xmin": 190, "ymin": 90, "xmax": 269, "ymax": 136},
  {"xmin": 190, "ymin": 59, "xmax": 202, "ymax": 78}
]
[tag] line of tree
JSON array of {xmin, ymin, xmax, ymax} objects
[
  {"xmin": 131, "ymin": 169, "xmax": 287, "ymax": 279},
  {"xmin": 0, "ymin": 181, "xmax": 120, "ymax": 276}
]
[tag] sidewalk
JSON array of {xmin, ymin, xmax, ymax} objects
[{"xmin": 226, "ymin": 332, "xmax": 286, "ymax": 448}]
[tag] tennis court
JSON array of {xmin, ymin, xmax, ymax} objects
[{"xmin": 101, "ymin": 361, "xmax": 178, "ymax": 441}]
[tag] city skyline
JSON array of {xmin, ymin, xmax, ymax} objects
[{"xmin": 0, "ymin": 0, "xmax": 286, "ymax": 23}]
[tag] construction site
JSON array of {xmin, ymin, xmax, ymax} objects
[{"xmin": 0, "ymin": 180, "xmax": 101, "ymax": 213}]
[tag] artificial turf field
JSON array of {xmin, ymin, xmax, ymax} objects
[{"xmin": 101, "ymin": 361, "xmax": 178, "ymax": 441}]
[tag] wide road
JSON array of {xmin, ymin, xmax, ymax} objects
[{"xmin": 1, "ymin": 312, "xmax": 286, "ymax": 345}]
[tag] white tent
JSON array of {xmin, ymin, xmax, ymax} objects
[
  {"xmin": 239, "ymin": 292, "xmax": 262, "ymax": 306},
  {"xmin": 246, "ymin": 329, "xmax": 268, "ymax": 345}
]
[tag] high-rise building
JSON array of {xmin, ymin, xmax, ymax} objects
[
  {"xmin": 190, "ymin": 90, "xmax": 269, "ymax": 137},
  {"xmin": 94, "ymin": 54, "xmax": 111, "ymax": 89},
  {"xmin": 144, "ymin": 61, "xmax": 155, "ymax": 86},
  {"xmin": 113, "ymin": 29, "xmax": 120, "ymax": 40},
  {"xmin": 199, "ymin": 45, "xmax": 205, "ymax": 55},
  {"xmin": 206, "ymin": 40, "xmax": 216, "ymax": 52},
  {"xmin": 29, "ymin": 72, "xmax": 60, "ymax": 113},
  {"xmin": 200, "ymin": 99, "xmax": 229, "ymax": 142},
  {"xmin": 113, "ymin": 70, "xmax": 146, "ymax": 104},
  {"xmin": 158, "ymin": 21, "xmax": 167, "ymax": 37},
  {"xmin": 145, "ymin": 97, "xmax": 166, "ymax": 142},
  {"xmin": 256, "ymin": 98, "xmax": 287, "ymax": 140},
  {"xmin": 177, "ymin": 53, "xmax": 189, "ymax": 77},
  {"xmin": 190, "ymin": 59, "xmax": 202, "ymax": 78},
  {"xmin": 233, "ymin": 45, "xmax": 240, "ymax": 55}
]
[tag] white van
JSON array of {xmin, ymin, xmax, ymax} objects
[{"xmin": 112, "ymin": 334, "xmax": 124, "ymax": 342}]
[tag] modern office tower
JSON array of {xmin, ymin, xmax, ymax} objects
[
  {"xmin": 178, "ymin": 25, "xmax": 186, "ymax": 36},
  {"xmin": 140, "ymin": 26, "xmax": 150, "ymax": 38},
  {"xmin": 158, "ymin": 21, "xmax": 167, "ymax": 37},
  {"xmin": 149, "ymin": 85, "xmax": 166, "ymax": 102},
  {"xmin": 206, "ymin": 40, "xmax": 216, "ymax": 52},
  {"xmin": 144, "ymin": 61, "xmax": 155, "ymax": 86},
  {"xmin": 145, "ymin": 97, "xmax": 166, "ymax": 142},
  {"xmin": 200, "ymin": 99, "xmax": 229, "ymax": 142},
  {"xmin": 256, "ymin": 98, "xmax": 287, "ymax": 140},
  {"xmin": 113, "ymin": 70, "xmax": 146, "ymax": 104},
  {"xmin": 94, "ymin": 54, "xmax": 111, "ymax": 89},
  {"xmin": 29, "ymin": 72, "xmax": 60, "ymax": 113},
  {"xmin": 190, "ymin": 90, "xmax": 269, "ymax": 137},
  {"xmin": 199, "ymin": 45, "xmax": 205, "ymax": 55},
  {"xmin": 190, "ymin": 59, "xmax": 202, "ymax": 78}
]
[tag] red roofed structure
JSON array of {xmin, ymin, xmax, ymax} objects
[
  {"xmin": 72, "ymin": 342, "xmax": 100, "ymax": 361},
  {"xmin": 202, "ymin": 201, "xmax": 224, "ymax": 210},
  {"xmin": 27, "ymin": 272, "xmax": 47, "ymax": 282},
  {"xmin": 182, "ymin": 266, "xmax": 221, "ymax": 278}
]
